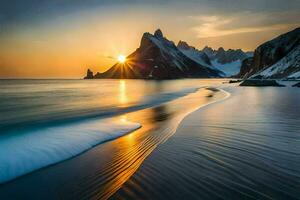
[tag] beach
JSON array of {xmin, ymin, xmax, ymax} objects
[
  {"xmin": 112, "ymin": 86, "xmax": 300, "ymax": 199},
  {"xmin": 1, "ymin": 1, "xmax": 300, "ymax": 199},
  {"xmin": 0, "ymin": 80, "xmax": 299, "ymax": 199}
]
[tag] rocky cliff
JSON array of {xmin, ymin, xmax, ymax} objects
[{"xmin": 239, "ymin": 27, "xmax": 300, "ymax": 79}]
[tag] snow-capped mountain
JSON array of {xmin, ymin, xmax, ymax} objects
[
  {"xmin": 254, "ymin": 44, "xmax": 300, "ymax": 79},
  {"xmin": 202, "ymin": 46, "xmax": 250, "ymax": 63},
  {"xmin": 202, "ymin": 46, "xmax": 251, "ymax": 76},
  {"xmin": 87, "ymin": 29, "xmax": 222, "ymax": 79},
  {"xmin": 210, "ymin": 59, "xmax": 242, "ymax": 77},
  {"xmin": 177, "ymin": 41, "xmax": 212, "ymax": 68},
  {"xmin": 239, "ymin": 27, "xmax": 300, "ymax": 79},
  {"xmin": 176, "ymin": 42, "xmax": 251, "ymax": 77}
]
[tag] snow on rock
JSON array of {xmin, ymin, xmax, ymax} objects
[
  {"xmin": 201, "ymin": 45, "xmax": 252, "ymax": 77},
  {"xmin": 177, "ymin": 41, "xmax": 212, "ymax": 68},
  {"xmin": 92, "ymin": 29, "xmax": 222, "ymax": 79},
  {"xmin": 211, "ymin": 59, "xmax": 242, "ymax": 77},
  {"xmin": 288, "ymin": 71, "xmax": 300, "ymax": 79},
  {"xmin": 177, "ymin": 41, "xmax": 225, "ymax": 76},
  {"xmin": 202, "ymin": 46, "xmax": 250, "ymax": 64},
  {"xmin": 251, "ymin": 43, "xmax": 300, "ymax": 79},
  {"xmin": 240, "ymin": 27, "xmax": 300, "ymax": 79}
]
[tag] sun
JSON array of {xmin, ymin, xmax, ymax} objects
[{"xmin": 117, "ymin": 55, "xmax": 126, "ymax": 63}]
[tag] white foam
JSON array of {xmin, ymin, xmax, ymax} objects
[{"xmin": 0, "ymin": 118, "xmax": 140, "ymax": 183}]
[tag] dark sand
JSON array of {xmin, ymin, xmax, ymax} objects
[{"xmin": 111, "ymin": 87, "xmax": 300, "ymax": 200}]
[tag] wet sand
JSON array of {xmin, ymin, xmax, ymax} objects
[
  {"xmin": 2, "ymin": 86, "xmax": 298, "ymax": 200},
  {"xmin": 0, "ymin": 87, "xmax": 227, "ymax": 199},
  {"xmin": 111, "ymin": 87, "xmax": 300, "ymax": 200}
]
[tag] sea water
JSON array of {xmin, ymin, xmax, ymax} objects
[{"xmin": 0, "ymin": 79, "xmax": 220, "ymax": 183}]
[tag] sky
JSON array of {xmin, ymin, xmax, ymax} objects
[{"xmin": 0, "ymin": 0, "xmax": 299, "ymax": 78}]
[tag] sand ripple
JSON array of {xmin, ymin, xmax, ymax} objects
[{"xmin": 111, "ymin": 87, "xmax": 300, "ymax": 200}]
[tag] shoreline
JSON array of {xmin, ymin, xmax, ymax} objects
[
  {"xmin": 0, "ymin": 85, "xmax": 204, "ymax": 183},
  {"xmin": 111, "ymin": 86, "xmax": 300, "ymax": 200},
  {"xmin": 0, "ymin": 87, "xmax": 229, "ymax": 199}
]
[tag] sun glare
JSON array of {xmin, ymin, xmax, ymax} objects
[{"xmin": 118, "ymin": 55, "xmax": 126, "ymax": 63}]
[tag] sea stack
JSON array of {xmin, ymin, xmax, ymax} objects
[{"xmin": 84, "ymin": 69, "xmax": 94, "ymax": 79}]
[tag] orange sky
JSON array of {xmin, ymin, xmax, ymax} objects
[{"xmin": 0, "ymin": 3, "xmax": 299, "ymax": 78}]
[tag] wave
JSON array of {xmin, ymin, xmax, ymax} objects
[
  {"xmin": 0, "ymin": 118, "xmax": 140, "ymax": 184},
  {"xmin": 0, "ymin": 87, "xmax": 200, "ymax": 184},
  {"xmin": 68, "ymin": 88, "xmax": 231, "ymax": 200},
  {"xmin": 0, "ymin": 87, "xmax": 200, "ymax": 132}
]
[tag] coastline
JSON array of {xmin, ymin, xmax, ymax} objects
[
  {"xmin": 0, "ymin": 87, "xmax": 229, "ymax": 199},
  {"xmin": 111, "ymin": 86, "xmax": 300, "ymax": 200},
  {"xmin": 1, "ymin": 2, "xmax": 299, "ymax": 200},
  {"xmin": 0, "ymin": 86, "xmax": 207, "ymax": 184},
  {"xmin": 1, "ymin": 84, "xmax": 299, "ymax": 200}
]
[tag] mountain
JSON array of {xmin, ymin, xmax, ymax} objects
[
  {"xmin": 202, "ymin": 46, "xmax": 252, "ymax": 76},
  {"xmin": 87, "ymin": 29, "xmax": 222, "ymax": 79},
  {"xmin": 236, "ymin": 57, "xmax": 254, "ymax": 78},
  {"xmin": 293, "ymin": 82, "xmax": 300, "ymax": 87},
  {"xmin": 177, "ymin": 40, "xmax": 212, "ymax": 67},
  {"xmin": 176, "ymin": 41, "xmax": 225, "ymax": 76},
  {"xmin": 239, "ymin": 27, "xmax": 300, "ymax": 79},
  {"xmin": 176, "ymin": 41, "xmax": 253, "ymax": 77},
  {"xmin": 202, "ymin": 46, "xmax": 250, "ymax": 63}
]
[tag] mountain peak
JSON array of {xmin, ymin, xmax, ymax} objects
[
  {"xmin": 177, "ymin": 40, "xmax": 192, "ymax": 50},
  {"xmin": 203, "ymin": 46, "xmax": 213, "ymax": 50},
  {"xmin": 91, "ymin": 29, "xmax": 222, "ymax": 79},
  {"xmin": 154, "ymin": 29, "xmax": 163, "ymax": 38},
  {"xmin": 217, "ymin": 47, "xmax": 225, "ymax": 52}
]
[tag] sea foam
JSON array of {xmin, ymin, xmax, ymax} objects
[
  {"xmin": 0, "ymin": 118, "xmax": 140, "ymax": 183},
  {"xmin": 0, "ymin": 81, "xmax": 200, "ymax": 184}
]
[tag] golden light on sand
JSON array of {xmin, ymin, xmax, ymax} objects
[{"xmin": 118, "ymin": 55, "xmax": 126, "ymax": 63}]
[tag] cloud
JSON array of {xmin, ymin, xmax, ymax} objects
[{"xmin": 190, "ymin": 11, "xmax": 300, "ymax": 38}]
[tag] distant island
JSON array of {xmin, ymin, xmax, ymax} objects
[{"xmin": 85, "ymin": 27, "xmax": 300, "ymax": 80}]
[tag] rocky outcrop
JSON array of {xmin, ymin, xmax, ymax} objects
[
  {"xmin": 202, "ymin": 46, "xmax": 215, "ymax": 59},
  {"xmin": 239, "ymin": 27, "xmax": 300, "ymax": 79},
  {"xmin": 239, "ymin": 79, "xmax": 285, "ymax": 87},
  {"xmin": 84, "ymin": 69, "xmax": 93, "ymax": 79},
  {"xmin": 89, "ymin": 29, "xmax": 222, "ymax": 79},
  {"xmin": 237, "ymin": 57, "xmax": 254, "ymax": 78},
  {"xmin": 292, "ymin": 82, "xmax": 300, "ymax": 87}
]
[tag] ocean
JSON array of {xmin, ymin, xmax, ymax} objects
[
  {"xmin": 0, "ymin": 79, "xmax": 299, "ymax": 200},
  {"xmin": 0, "ymin": 79, "xmax": 222, "ymax": 183}
]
